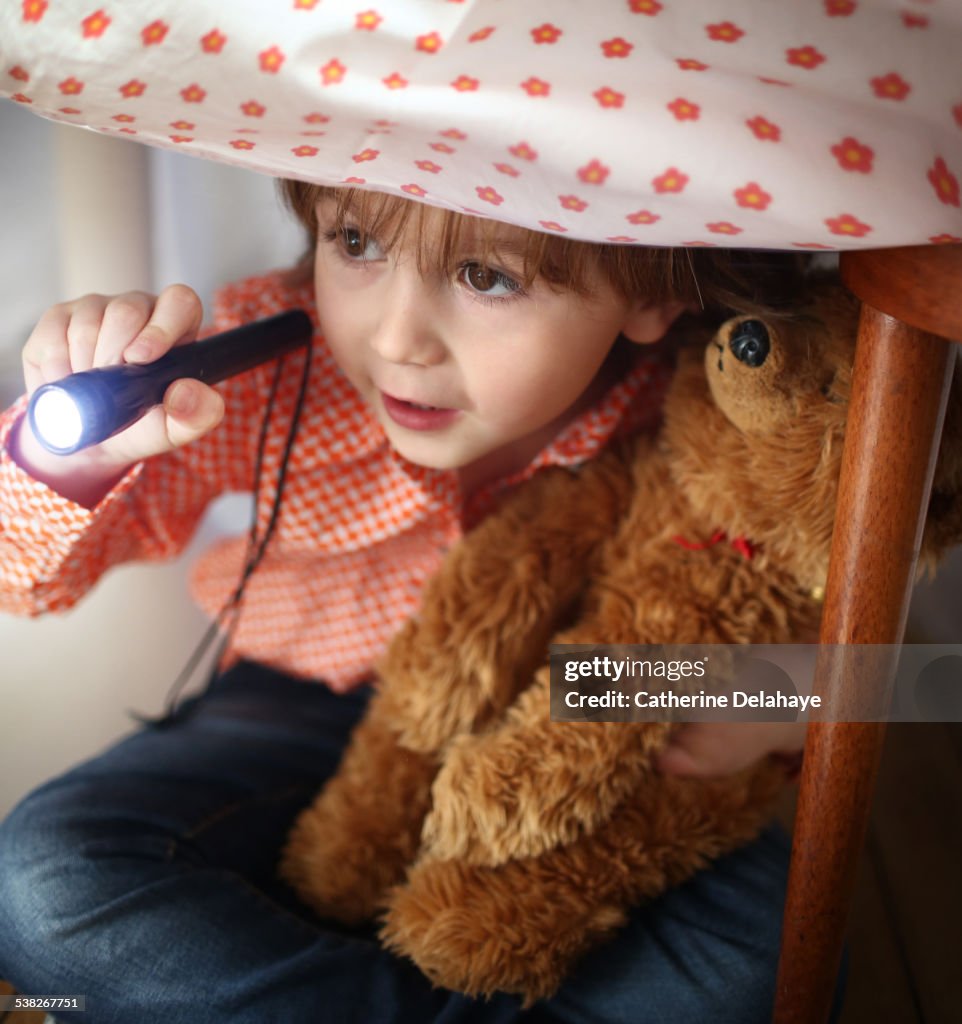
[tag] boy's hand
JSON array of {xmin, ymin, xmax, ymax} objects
[
  {"xmin": 654, "ymin": 721, "xmax": 807, "ymax": 779},
  {"xmin": 12, "ymin": 286, "xmax": 224, "ymax": 507}
]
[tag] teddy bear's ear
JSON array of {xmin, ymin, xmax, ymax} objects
[{"xmin": 922, "ymin": 356, "xmax": 962, "ymax": 561}]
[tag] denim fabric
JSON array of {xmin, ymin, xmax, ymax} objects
[{"xmin": 0, "ymin": 662, "xmax": 846, "ymax": 1024}]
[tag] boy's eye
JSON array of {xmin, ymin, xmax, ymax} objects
[
  {"xmin": 338, "ymin": 226, "xmax": 383, "ymax": 261},
  {"xmin": 459, "ymin": 262, "xmax": 520, "ymax": 298}
]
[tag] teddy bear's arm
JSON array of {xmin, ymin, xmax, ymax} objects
[
  {"xmin": 419, "ymin": 663, "xmax": 672, "ymax": 866},
  {"xmin": 278, "ymin": 691, "xmax": 438, "ymax": 925},
  {"xmin": 382, "ymin": 442, "xmax": 640, "ymax": 754}
]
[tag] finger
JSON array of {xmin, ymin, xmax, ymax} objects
[
  {"xmin": 123, "ymin": 284, "xmax": 203, "ymax": 365},
  {"xmin": 64, "ymin": 294, "xmax": 117, "ymax": 373},
  {"xmin": 91, "ymin": 292, "xmax": 155, "ymax": 369},
  {"xmin": 22, "ymin": 297, "xmax": 109, "ymax": 391},
  {"xmin": 653, "ymin": 744, "xmax": 704, "ymax": 777},
  {"xmin": 161, "ymin": 379, "xmax": 225, "ymax": 449}
]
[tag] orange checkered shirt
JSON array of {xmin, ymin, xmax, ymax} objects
[{"xmin": 0, "ymin": 271, "xmax": 672, "ymax": 691}]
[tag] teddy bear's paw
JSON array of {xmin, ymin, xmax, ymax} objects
[
  {"xmin": 421, "ymin": 732, "xmax": 592, "ymax": 865},
  {"xmin": 279, "ymin": 806, "xmax": 405, "ymax": 926},
  {"xmin": 381, "ymin": 860, "xmax": 605, "ymax": 1006}
]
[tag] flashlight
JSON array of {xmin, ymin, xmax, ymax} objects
[{"xmin": 27, "ymin": 309, "xmax": 313, "ymax": 455}]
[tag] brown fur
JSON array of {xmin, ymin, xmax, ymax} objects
[{"xmin": 280, "ymin": 282, "xmax": 962, "ymax": 1004}]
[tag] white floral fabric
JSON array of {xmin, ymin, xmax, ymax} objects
[{"xmin": 2, "ymin": 0, "xmax": 961, "ymax": 249}]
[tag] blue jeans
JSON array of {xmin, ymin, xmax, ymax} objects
[{"xmin": 0, "ymin": 662, "xmax": 845, "ymax": 1023}]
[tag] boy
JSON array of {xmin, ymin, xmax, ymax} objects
[{"xmin": 0, "ymin": 186, "xmax": 819, "ymax": 1022}]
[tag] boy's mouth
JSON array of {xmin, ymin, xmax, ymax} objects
[{"xmin": 380, "ymin": 391, "xmax": 460, "ymax": 430}]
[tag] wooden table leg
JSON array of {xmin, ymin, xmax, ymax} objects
[{"xmin": 771, "ymin": 304, "xmax": 956, "ymax": 1023}]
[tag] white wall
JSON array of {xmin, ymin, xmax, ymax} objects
[{"xmin": 0, "ymin": 101, "xmax": 303, "ymax": 817}]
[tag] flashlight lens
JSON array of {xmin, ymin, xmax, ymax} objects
[{"xmin": 31, "ymin": 387, "xmax": 84, "ymax": 452}]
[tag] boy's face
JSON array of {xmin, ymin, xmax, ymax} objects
[{"xmin": 313, "ymin": 196, "xmax": 679, "ymax": 486}]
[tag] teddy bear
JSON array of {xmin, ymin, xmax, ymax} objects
[{"xmin": 279, "ymin": 280, "xmax": 962, "ymax": 1004}]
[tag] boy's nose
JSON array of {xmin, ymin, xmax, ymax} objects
[{"xmin": 368, "ymin": 272, "xmax": 445, "ymax": 367}]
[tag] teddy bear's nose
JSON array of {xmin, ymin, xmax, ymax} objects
[{"xmin": 729, "ymin": 320, "xmax": 770, "ymax": 368}]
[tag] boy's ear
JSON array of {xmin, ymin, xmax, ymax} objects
[{"xmin": 620, "ymin": 299, "xmax": 688, "ymax": 345}]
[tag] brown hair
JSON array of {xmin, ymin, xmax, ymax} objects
[{"xmin": 279, "ymin": 180, "xmax": 812, "ymax": 320}]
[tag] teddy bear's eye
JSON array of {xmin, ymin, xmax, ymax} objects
[{"xmin": 729, "ymin": 320, "xmax": 770, "ymax": 368}]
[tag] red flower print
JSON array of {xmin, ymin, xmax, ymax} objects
[
  {"xmin": 759, "ymin": 77, "xmax": 792, "ymax": 87},
  {"xmin": 304, "ymin": 113, "xmax": 330, "ymax": 124},
  {"xmin": 521, "ymin": 77, "xmax": 551, "ymax": 97},
  {"xmin": 667, "ymin": 97, "xmax": 700, "ymax": 121},
  {"xmin": 707, "ymin": 221, "xmax": 743, "ymax": 235},
  {"xmin": 734, "ymin": 182, "xmax": 772, "ymax": 210},
  {"xmin": 539, "ymin": 221, "xmax": 568, "ymax": 232},
  {"xmin": 343, "ymin": 177, "xmax": 366, "ymax": 185},
  {"xmin": 792, "ymin": 242, "xmax": 834, "ymax": 249},
  {"xmin": 594, "ymin": 86, "xmax": 625, "ymax": 108},
  {"xmin": 531, "ymin": 23, "xmax": 562, "ymax": 44},
  {"xmin": 627, "ymin": 209, "xmax": 660, "ymax": 225},
  {"xmin": 676, "ymin": 58, "xmax": 709, "ymax": 71},
  {"xmin": 9, "ymin": 66, "xmax": 30, "ymax": 82},
  {"xmin": 452, "ymin": 75, "xmax": 479, "ymax": 91},
  {"xmin": 111, "ymin": 113, "xmax": 135, "ymax": 123},
  {"xmin": 652, "ymin": 167, "xmax": 689, "ymax": 193},
  {"xmin": 200, "ymin": 29, "xmax": 227, "ymax": 53},
  {"xmin": 831, "ymin": 137, "xmax": 874, "ymax": 173},
  {"xmin": 58, "ymin": 77, "xmax": 84, "ymax": 95},
  {"xmin": 383, "ymin": 72, "xmax": 408, "ymax": 89},
  {"xmin": 416, "ymin": 32, "xmax": 443, "ymax": 53},
  {"xmin": 230, "ymin": 140, "xmax": 256, "ymax": 150},
  {"xmin": 706, "ymin": 21, "xmax": 744, "ymax": 43},
  {"xmin": 901, "ymin": 12, "xmax": 928, "ymax": 28},
  {"xmin": 928, "ymin": 157, "xmax": 960, "ymax": 207},
  {"xmin": 824, "ymin": 0, "xmax": 856, "ymax": 14},
  {"xmin": 871, "ymin": 72, "xmax": 910, "ymax": 101},
  {"xmin": 952, "ymin": 103, "xmax": 962, "ymax": 129},
  {"xmin": 476, "ymin": 186, "xmax": 504, "ymax": 205},
  {"xmin": 401, "ymin": 184, "xmax": 428, "ymax": 197},
  {"xmin": 681, "ymin": 241, "xmax": 716, "ymax": 247},
  {"xmin": 786, "ymin": 45, "xmax": 826, "ymax": 69},
  {"xmin": 240, "ymin": 100, "xmax": 266, "ymax": 117},
  {"xmin": 170, "ymin": 135, "xmax": 193, "ymax": 145},
  {"xmin": 118, "ymin": 79, "xmax": 147, "ymax": 99},
  {"xmin": 509, "ymin": 142, "xmax": 538, "ymax": 161},
  {"xmin": 293, "ymin": 0, "xmax": 320, "ymax": 8},
  {"xmin": 11, "ymin": 94, "xmax": 32, "ymax": 104},
  {"xmin": 577, "ymin": 160, "xmax": 610, "ymax": 185},
  {"xmin": 321, "ymin": 60, "xmax": 347, "ymax": 85},
  {"xmin": 181, "ymin": 84, "xmax": 207, "ymax": 103},
  {"xmin": 353, "ymin": 149, "xmax": 379, "ymax": 163},
  {"xmin": 142, "ymin": 20, "xmax": 169, "ymax": 46},
  {"xmin": 601, "ymin": 37, "xmax": 633, "ymax": 58},
  {"xmin": 292, "ymin": 145, "xmax": 319, "ymax": 157},
  {"xmin": 825, "ymin": 213, "xmax": 872, "ymax": 237},
  {"xmin": 559, "ymin": 195, "xmax": 588, "ymax": 212},
  {"xmin": 22, "ymin": 0, "xmax": 47, "ymax": 23},
  {"xmin": 441, "ymin": 129, "xmax": 467, "ymax": 140},
  {"xmin": 746, "ymin": 116, "xmax": 781, "ymax": 141},
  {"xmin": 606, "ymin": 235, "xmax": 637, "ymax": 243},
  {"xmin": 170, "ymin": 120, "xmax": 195, "ymax": 131},
  {"xmin": 629, "ymin": 0, "xmax": 663, "ymax": 14},
  {"xmin": 469, "ymin": 27, "xmax": 496, "ymax": 42},
  {"xmin": 416, "ymin": 160, "xmax": 442, "ymax": 173},
  {"xmin": 494, "ymin": 162, "xmax": 519, "ymax": 177},
  {"xmin": 59, "ymin": 107, "xmax": 82, "ymax": 115},
  {"xmin": 430, "ymin": 142, "xmax": 456, "ymax": 154},
  {"xmin": 356, "ymin": 10, "xmax": 382, "ymax": 30},
  {"xmin": 930, "ymin": 234, "xmax": 962, "ymax": 244},
  {"xmin": 82, "ymin": 10, "xmax": 110, "ymax": 38},
  {"xmin": 259, "ymin": 46, "xmax": 285, "ymax": 73}
]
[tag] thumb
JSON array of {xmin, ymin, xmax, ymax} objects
[{"xmin": 163, "ymin": 379, "xmax": 225, "ymax": 448}]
